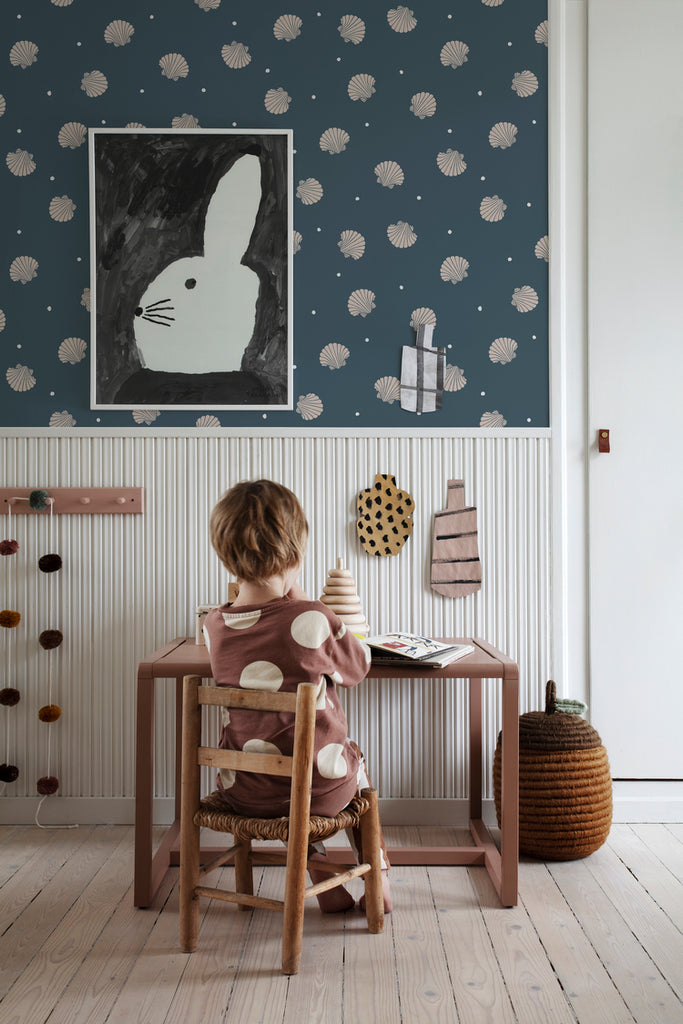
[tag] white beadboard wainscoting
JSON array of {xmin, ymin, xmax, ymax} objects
[{"xmin": 0, "ymin": 431, "xmax": 551, "ymax": 825}]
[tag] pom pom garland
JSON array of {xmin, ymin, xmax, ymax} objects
[
  {"xmin": 0, "ymin": 539, "xmax": 19, "ymax": 555},
  {"xmin": 0, "ymin": 609, "xmax": 21, "ymax": 628},
  {"xmin": 29, "ymin": 489, "xmax": 50, "ymax": 510},
  {"xmin": 38, "ymin": 704, "xmax": 62, "ymax": 723},
  {"xmin": 0, "ymin": 764, "xmax": 19, "ymax": 783},
  {"xmin": 38, "ymin": 554, "xmax": 62, "ymax": 573},
  {"xmin": 39, "ymin": 629, "xmax": 63, "ymax": 650},
  {"xmin": 0, "ymin": 687, "xmax": 21, "ymax": 706},
  {"xmin": 37, "ymin": 775, "xmax": 59, "ymax": 795}
]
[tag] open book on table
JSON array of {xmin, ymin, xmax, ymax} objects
[{"xmin": 365, "ymin": 633, "xmax": 475, "ymax": 668}]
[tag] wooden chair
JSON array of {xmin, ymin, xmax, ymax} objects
[{"xmin": 179, "ymin": 675, "xmax": 384, "ymax": 975}]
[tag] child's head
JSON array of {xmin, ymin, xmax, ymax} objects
[{"xmin": 210, "ymin": 479, "xmax": 308, "ymax": 583}]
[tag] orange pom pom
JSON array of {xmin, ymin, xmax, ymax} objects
[
  {"xmin": 0, "ymin": 610, "xmax": 21, "ymax": 628},
  {"xmin": 38, "ymin": 704, "xmax": 62, "ymax": 723}
]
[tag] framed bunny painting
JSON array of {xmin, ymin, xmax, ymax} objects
[{"xmin": 89, "ymin": 128, "xmax": 293, "ymax": 411}]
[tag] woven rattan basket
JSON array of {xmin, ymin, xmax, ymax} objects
[{"xmin": 493, "ymin": 681, "xmax": 612, "ymax": 860}]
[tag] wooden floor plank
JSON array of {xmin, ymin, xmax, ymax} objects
[
  {"xmin": 281, "ymin": 891, "xmax": 346, "ymax": 1024},
  {"xmin": 429, "ymin": 865, "xmax": 517, "ymax": 1024},
  {"xmin": 0, "ymin": 826, "xmax": 124, "ymax": 1000},
  {"xmin": 631, "ymin": 823, "xmax": 683, "ymax": 884},
  {"xmin": 584, "ymin": 843, "xmax": 683, "ymax": 1002},
  {"xmin": 549, "ymin": 857, "xmax": 683, "ymax": 1024},
  {"xmin": 390, "ymin": 864, "xmax": 458, "ymax": 1022},
  {"xmin": 517, "ymin": 859, "xmax": 634, "ymax": 1024},
  {"xmin": 469, "ymin": 865, "xmax": 576, "ymax": 1024},
  {"xmin": 608, "ymin": 825, "xmax": 683, "ymax": 932}
]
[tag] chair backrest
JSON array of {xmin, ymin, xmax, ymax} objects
[{"xmin": 181, "ymin": 676, "xmax": 318, "ymax": 833}]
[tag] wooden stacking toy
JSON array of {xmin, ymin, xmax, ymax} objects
[{"xmin": 319, "ymin": 558, "xmax": 370, "ymax": 636}]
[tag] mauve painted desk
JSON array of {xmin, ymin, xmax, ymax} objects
[{"xmin": 135, "ymin": 637, "xmax": 519, "ymax": 908}]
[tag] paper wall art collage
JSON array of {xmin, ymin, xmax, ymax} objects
[
  {"xmin": 356, "ymin": 474, "xmax": 414, "ymax": 557},
  {"xmin": 431, "ymin": 479, "xmax": 482, "ymax": 597}
]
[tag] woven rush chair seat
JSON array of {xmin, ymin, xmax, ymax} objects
[{"xmin": 195, "ymin": 790, "xmax": 371, "ymax": 844}]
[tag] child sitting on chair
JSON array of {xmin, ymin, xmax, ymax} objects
[{"xmin": 203, "ymin": 479, "xmax": 391, "ymax": 914}]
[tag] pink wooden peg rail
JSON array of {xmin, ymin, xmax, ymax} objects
[{"xmin": 0, "ymin": 487, "xmax": 145, "ymax": 514}]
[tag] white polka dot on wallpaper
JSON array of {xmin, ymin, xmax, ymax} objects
[{"xmin": 1, "ymin": 0, "xmax": 547, "ymax": 429}]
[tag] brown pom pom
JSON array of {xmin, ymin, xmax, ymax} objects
[
  {"xmin": 0, "ymin": 763, "xmax": 19, "ymax": 783},
  {"xmin": 39, "ymin": 554, "xmax": 62, "ymax": 573},
  {"xmin": 38, "ymin": 704, "xmax": 62, "ymax": 723},
  {"xmin": 0, "ymin": 539, "xmax": 19, "ymax": 555},
  {"xmin": 0, "ymin": 610, "xmax": 21, "ymax": 628},
  {"xmin": 39, "ymin": 629, "xmax": 63, "ymax": 650},
  {"xmin": 37, "ymin": 775, "xmax": 59, "ymax": 795},
  {"xmin": 0, "ymin": 687, "xmax": 21, "ymax": 707}
]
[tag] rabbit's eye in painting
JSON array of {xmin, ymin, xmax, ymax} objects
[{"xmin": 185, "ymin": 278, "xmax": 197, "ymax": 289}]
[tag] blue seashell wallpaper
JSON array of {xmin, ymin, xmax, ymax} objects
[{"xmin": 0, "ymin": 0, "xmax": 548, "ymax": 429}]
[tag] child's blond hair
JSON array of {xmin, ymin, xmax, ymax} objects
[{"xmin": 210, "ymin": 479, "xmax": 308, "ymax": 583}]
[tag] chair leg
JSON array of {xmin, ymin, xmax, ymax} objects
[
  {"xmin": 179, "ymin": 818, "xmax": 201, "ymax": 952},
  {"xmin": 234, "ymin": 839, "xmax": 253, "ymax": 912},
  {"xmin": 281, "ymin": 841, "xmax": 308, "ymax": 975},
  {"xmin": 359, "ymin": 788, "xmax": 384, "ymax": 934}
]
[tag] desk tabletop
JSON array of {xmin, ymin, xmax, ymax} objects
[{"xmin": 138, "ymin": 636, "xmax": 517, "ymax": 680}]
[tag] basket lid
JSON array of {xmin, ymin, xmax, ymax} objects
[{"xmin": 519, "ymin": 681, "xmax": 603, "ymax": 751}]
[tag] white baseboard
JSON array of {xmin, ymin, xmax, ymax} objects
[{"xmin": 2, "ymin": 786, "xmax": 681, "ymax": 827}]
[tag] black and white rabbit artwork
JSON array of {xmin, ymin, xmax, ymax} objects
[{"xmin": 133, "ymin": 153, "xmax": 262, "ymax": 374}]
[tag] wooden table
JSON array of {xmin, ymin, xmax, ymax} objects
[{"xmin": 135, "ymin": 637, "xmax": 519, "ymax": 908}]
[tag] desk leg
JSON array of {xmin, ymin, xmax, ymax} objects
[
  {"xmin": 134, "ymin": 673, "xmax": 154, "ymax": 908},
  {"xmin": 469, "ymin": 677, "xmax": 482, "ymax": 821},
  {"xmin": 499, "ymin": 663, "xmax": 519, "ymax": 907}
]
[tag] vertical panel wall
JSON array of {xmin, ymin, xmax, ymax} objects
[{"xmin": 0, "ymin": 432, "xmax": 551, "ymax": 822}]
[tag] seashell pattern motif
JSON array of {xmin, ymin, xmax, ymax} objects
[
  {"xmin": 221, "ymin": 42, "xmax": 251, "ymax": 68},
  {"xmin": 535, "ymin": 20, "xmax": 549, "ymax": 46},
  {"xmin": 440, "ymin": 256, "xmax": 469, "ymax": 283},
  {"xmin": 535, "ymin": 235, "xmax": 549, "ymax": 262},
  {"xmin": 296, "ymin": 393, "xmax": 323, "ymax": 420},
  {"xmin": 320, "ymin": 127, "xmax": 350, "ymax": 154},
  {"xmin": 480, "ymin": 410, "xmax": 507, "ymax": 427},
  {"xmin": 374, "ymin": 161, "xmax": 404, "ymax": 188},
  {"xmin": 195, "ymin": 414, "xmax": 221, "ymax": 427},
  {"xmin": 348, "ymin": 74, "xmax": 375, "ymax": 102},
  {"xmin": 489, "ymin": 336, "xmax": 517, "ymax": 364},
  {"xmin": 481, "ymin": 0, "xmax": 504, "ymax": 6},
  {"xmin": 172, "ymin": 114, "xmax": 200, "ymax": 128},
  {"xmin": 264, "ymin": 87, "xmax": 291, "ymax": 114},
  {"xmin": 436, "ymin": 149, "xmax": 466, "ymax": 176},
  {"xmin": 0, "ymin": 94, "xmax": 5, "ymax": 117},
  {"xmin": 58, "ymin": 337, "xmax": 86, "ymax": 364},
  {"xmin": 160, "ymin": 53, "xmax": 189, "ymax": 80},
  {"xmin": 511, "ymin": 286, "xmax": 539, "ymax": 313},
  {"xmin": 387, "ymin": 221, "xmax": 417, "ymax": 248},
  {"xmin": 273, "ymin": 14, "xmax": 302, "ymax": 41},
  {"xmin": 319, "ymin": 343, "xmax": 350, "ymax": 370},
  {"xmin": 489, "ymin": 121, "xmax": 518, "ymax": 149},
  {"xmin": 338, "ymin": 229, "xmax": 365, "ymax": 260},
  {"xmin": 6, "ymin": 364, "xmax": 36, "ymax": 392},
  {"xmin": 440, "ymin": 40, "xmax": 469, "ymax": 68},
  {"xmin": 293, "ymin": 230, "xmax": 302, "ymax": 254},
  {"xmin": 49, "ymin": 195, "xmax": 76, "ymax": 222},
  {"xmin": 348, "ymin": 289, "xmax": 376, "ymax": 317},
  {"xmin": 81, "ymin": 70, "xmax": 108, "ymax": 97},
  {"xmin": 6, "ymin": 149, "xmax": 35, "ymax": 177},
  {"xmin": 374, "ymin": 376, "xmax": 400, "ymax": 403},
  {"xmin": 511, "ymin": 70, "xmax": 539, "ymax": 98},
  {"xmin": 125, "ymin": 122, "xmax": 146, "ymax": 129},
  {"xmin": 51, "ymin": 0, "xmax": 74, "ymax": 5},
  {"xmin": 410, "ymin": 307, "xmax": 436, "ymax": 329},
  {"xmin": 410, "ymin": 92, "xmax": 436, "ymax": 119},
  {"xmin": 0, "ymin": 309, "xmax": 5, "ymax": 332},
  {"xmin": 9, "ymin": 256, "xmax": 38, "ymax": 284},
  {"xmin": 195, "ymin": 0, "xmax": 221, "ymax": 9},
  {"xmin": 480, "ymin": 195, "xmax": 507, "ymax": 222},
  {"xmin": 444, "ymin": 365, "xmax": 467, "ymax": 391},
  {"xmin": 387, "ymin": 7, "xmax": 417, "ymax": 33},
  {"xmin": 104, "ymin": 20, "xmax": 134, "ymax": 46},
  {"xmin": 296, "ymin": 177, "xmax": 323, "ymax": 205},
  {"xmin": 58, "ymin": 121, "xmax": 86, "ymax": 149},
  {"xmin": 338, "ymin": 14, "xmax": 365, "ymax": 45},
  {"xmin": 81, "ymin": 288, "xmax": 90, "ymax": 311},
  {"xmin": 132, "ymin": 409, "xmax": 160, "ymax": 424},
  {"xmin": 49, "ymin": 410, "xmax": 76, "ymax": 427},
  {"xmin": 9, "ymin": 41, "xmax": 38, "ymax": 69}
]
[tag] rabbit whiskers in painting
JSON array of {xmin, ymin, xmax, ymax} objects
[{"xmin": 132, "ymin": 154, "xmax": 261, "ymax": 374}]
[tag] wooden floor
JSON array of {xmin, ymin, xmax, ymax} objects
[{"xmin": 0, "ymin": 823, "xmax": 681, "ymax": 1024}]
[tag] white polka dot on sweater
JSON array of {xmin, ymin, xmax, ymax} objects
[
  {"xmin": 315, "ymin": 678, "xmax": 327, "ymax": 709},
  {"xmin": 243, "ymin": 738, "xmax": 282, "ymax": 756},
  {"xmin": 239, "ymin": 660, "xmax": 284, "ymax": 690},
  {"xmin": 222, "ymin": 609, "xmax": 262, "ymax": 629},
  {"xmin": 219, "ymin": 768, "xmax": 236, "ymax": 789},
  {"xmin": 317, "ymin": 742, "xmax": 348, "ymax": 779},
  {"xmin": 290, "ymin": 610, "xmax": 330, "ymax": 649},
  {"xmin": 221, "ymin": 708, "xmax": 231, "ymax": 727},
  {"xmin": 336, "ymin": 622, "xmax": 347, "ymax": 640},
  {"xmin": 329, "ymin": 671, "xmax": 343, "ymax": 684}
]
